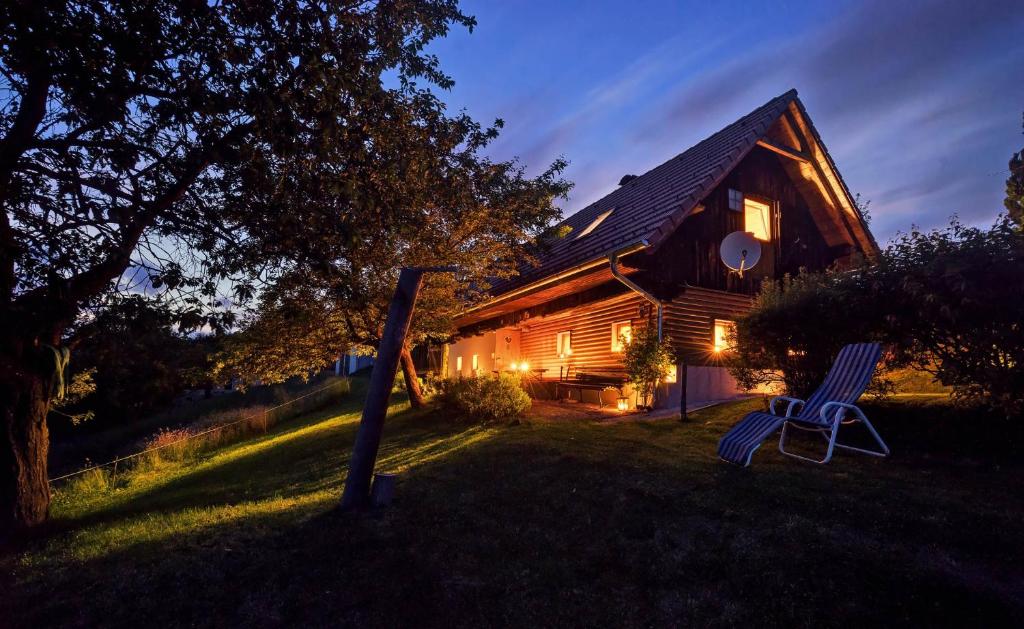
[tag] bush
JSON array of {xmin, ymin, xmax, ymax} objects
[
  {"xmin": 727, "ymin": 268, "xmax": 893, "ymax": 398},
  {"xmin": 729, "ymin": 216, "xmax": 1024, "ymax": 416},
  {"xmin": 438, "ymin": 374, "xmax": 531, "ymax": 422},
  {"xmin": 621, "ymin": 326, "xmax": 675, "ymax": 408},
  {"xmin": 880, "ymin": 216, "xmax": 1024, "ymax": 415}
]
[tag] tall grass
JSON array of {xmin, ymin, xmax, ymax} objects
[{"xmin": 55, "ymin": 377, "xmax": 351, "ymax": 499}]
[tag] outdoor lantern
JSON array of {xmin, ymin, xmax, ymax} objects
[
  {"xmin": 617, "ymin": 396, "xmax": 629, "ymax": 412},
  {"xmin": 520, "ymin": 361, "xmax": 530, "ymax": 372},
  {"xmin": 509, "ymin": 361, "xmax": 518, "ymax": 371}
]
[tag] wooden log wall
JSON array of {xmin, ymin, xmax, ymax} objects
[
  {"xmin": 518, "ymin": 291, "xmax": 646, "ymax": 377},
  {"xmin": 515, "ymin": 285, "xmax": 752, "ymax": 377}
]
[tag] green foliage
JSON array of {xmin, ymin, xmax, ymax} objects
[
  {"xmin": 728, "ymin": 269, "xmax": 892, "ymax": 398},
  {"xmin": 438, "ymin": 374, "xmax": 531, "ymax": 422},
  {"xmin": 621, "ymin": 326, "xmax": 675, "ymax": 408},
  {"xmin": 53, "ymin": 296, "xmax": 209, "ymax": 433},
  {"xmin": 880, "ymin": 216, "xmax": 1024, "ymax": 415},
  {"xmin": 1007, "ymin": 113, "xmax": 1024, "ymax": 228},
  {"xmin": 729, "ymin": 216, "xmax": 1024, "ymax": 416}
]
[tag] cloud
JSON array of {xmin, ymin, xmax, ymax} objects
[{"xmin": 624, "ymin": 0, "xmax": 1024, "ymax": 239}]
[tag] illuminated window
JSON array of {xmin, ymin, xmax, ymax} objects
[
  {"xmin": 713, "ymin": 319, "xmax": 737, "ymax": 353},
  {"xmin": 472, "ymin": 354, "xmax": 479, "ymax": 371},
  {"xmin": 744, "ymin": 198, "xmax": 772, "ymax": 241},
  {"xmin": 728, "ymin": 188, "xmax": 743, "ymax": 211},
  {"xmin": 455, "ymin": 356, "xmax": 462, "ymax": 373},
  {"xmin": 611, "ymin": 320, "xmax": 632, "ymax": 352},
  {"xmin": 575, "ymin": 208, "xmax": 614, "ymax": 240},
  {"xmin": 556, "ymin": 331, "xmax": 572, "ymax": 357}
]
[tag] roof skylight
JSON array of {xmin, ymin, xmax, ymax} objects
[{"xmin": 574, "ymin": 208, "xmax": 614, "ymax": 240}]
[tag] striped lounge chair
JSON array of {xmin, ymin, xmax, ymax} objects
[{"xmin": 717, "ymin": 342, "xmax": 890, "ymax": 466}]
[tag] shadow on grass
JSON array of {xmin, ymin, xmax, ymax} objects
[{"xmin": 6, "ymin": 396, "xmax": 1024, "ymax": 627}]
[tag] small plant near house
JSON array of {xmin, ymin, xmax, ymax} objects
[
  {"xmin": 621, "ymin": 326, "xmax": 675, "ymax": 409},
  {"xmin": 438, "ymin": 373, "xmax": 531, "ymax": 422}
]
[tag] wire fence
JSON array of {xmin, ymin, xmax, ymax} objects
[{"xmin": 49, "ymin": 378, "xmax": 351, "ymax": 487}]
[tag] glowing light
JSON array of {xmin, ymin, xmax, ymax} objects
[
  {"xmin": 744, "ymin": 198, "xmax": 772, "ymax": 241},
  {"xmin": 664, "ymin": 365, "xmax": 677, "ymax": 383},
  {"xmin": 509, "ymin": 362, "xmax": 518, "ymax": 371},
  {"xmin": 617, "ymin": 397, "xmax": 629, "ymax": 411},
  {"xmin": 713, "ymin": 319, "xmax": 736, "ymax": 354},
  {"xmin": 520, "ymin": 361, "xmax": 530, "ymax": 372}
]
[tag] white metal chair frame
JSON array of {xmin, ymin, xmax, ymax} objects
[{"xmin": 770, "ymin": 396, "xmax": 890, "ymax": 464}]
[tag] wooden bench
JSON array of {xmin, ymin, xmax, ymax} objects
[{"xmin": 556, "ymin": 366, "xmax": 628, "ymax": 407}]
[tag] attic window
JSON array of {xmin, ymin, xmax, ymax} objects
[
  {"xmin": 728, "ymin": 189, "xmax": 743, "ymax": 211},
  {"xmin": 575, "ymin": 209, "xmax": 614, "ymax": 240}
]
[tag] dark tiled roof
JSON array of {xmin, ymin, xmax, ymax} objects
[{"xmin": 490, "ymin": 89, "xmax": 799, "ymax": 296}]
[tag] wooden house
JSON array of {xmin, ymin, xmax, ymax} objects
[{"xmin": 445, "ymin": 90, "xmax": 877, "ymax": 408}]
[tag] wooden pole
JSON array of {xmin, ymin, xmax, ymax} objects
[{"xmin": 340, "ymin": 268, "xmax": 426, "ymax": 511}]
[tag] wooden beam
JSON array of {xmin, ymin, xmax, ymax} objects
[{"xmin": 756, "ymin": 138, "xmax": 810, "ymax": 163}]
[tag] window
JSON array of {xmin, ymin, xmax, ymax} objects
[
  {"xmin": 611, "ymin": 320, "xmax": 632, "ymax": 352},
  {"xmin": 471, "ymin": 354, "xmax": 479, "ymax": 371},
  {"xmin": 556, "ymin": 331, "xmax": 572, "ymax": 357},
  {"xmin": 455, "ymin": 356, "xmax": 463, "ymax": 373},
  {"xmin": 575, "ymin": 208, "xmax": 614, "ymax": 240},
  {"xmin": 728, "ymin": 188, "xmax": 743, "ymax": 211},
  {"xmin": 713, "ymin": 319, "xmax": 737, "ymax": 354},
  {"xmin": 744, "ymin": 197, "xmax": 772, "ymax": 241}
]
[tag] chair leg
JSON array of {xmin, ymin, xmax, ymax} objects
[
  {"xmin": 778, "ymin": 421, "xmax": 838, "ymax": 464},
  {"xmin": 832, "ymin": 417, "xmax": 890, "ymax": 457}
]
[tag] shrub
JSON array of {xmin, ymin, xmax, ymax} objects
[
  {"xmin": 878, "ymin": 216, "xmax": 1024, "ymax": 415},
  {"xmin": 621, "ymin": 326, "xmax": 675, "ymax": 408},
  {"xmin": 727, "ymin": 268, "xmax": 893, "ymax": 398},
  {"xmin": 439, "ymin": 373, "xmax": 531, "ymax": 422},
  {"xmin": 729, "ymin": 216, "xmax": 1024, "ymax": 416}
]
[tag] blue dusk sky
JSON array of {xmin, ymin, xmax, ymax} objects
[{"xmin": 427, "ymin": 0, "xmax": 1024, "ymax": 243}]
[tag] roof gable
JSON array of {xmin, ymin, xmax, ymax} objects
[{"xmin": 489, "ymin": 89, "xmax": 874, "ymax": 297}]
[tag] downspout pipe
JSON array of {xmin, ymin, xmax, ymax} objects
[{"xmin": 609, "ymin": 248, "xmax": 662, "ymax": 341}]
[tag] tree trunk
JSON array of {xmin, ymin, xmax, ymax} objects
[
  {"xmin": 400, "ymin": 345, "xmax": 425, "ymax": 409},
  {"xmin": 1, "ymin": 357, "xmax": 52, "ymax": 536},
  {"xmin": 340, "ymin": 268, "xmax": 425, "ymax": 512}
]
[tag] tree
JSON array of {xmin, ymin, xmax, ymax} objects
[
  {"xmin": 211, "ymin": 102, "xmax": 570, "ymax": 407},
  {"xmin": 55, "ymin": 295, "xmax": 205, "ymax": 430},
  {"xmin": 0, "ymin": 0, "xmax": 478, "ymax": 532},
  {"xmin": 1007, "ymin": 112, "xmax": 1024, "ymax": 229}
]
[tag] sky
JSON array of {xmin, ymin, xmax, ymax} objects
[{"xmin": 426, "ymin": 0, "xmax": 1024, "ymax": 244}]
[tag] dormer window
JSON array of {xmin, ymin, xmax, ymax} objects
[{"xmin": 575, "ymin": 209, "xmax": 614, "ymax": 240}]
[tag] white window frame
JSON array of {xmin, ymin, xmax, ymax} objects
[
  {"xmin": 611, "ymin": 320, "xmax": 632, "ymax": 353},
  {"xmin": 455, "ymin": 356, "xmax": 462, "ymax": 373},
  {"xmin": 556, "ymin": 331, "xmax": 572, "ymax": 357}
]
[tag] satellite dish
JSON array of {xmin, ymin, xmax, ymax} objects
[{"xmin": 720, "ymin": 231, "xmax": 762, "ymax": 278}]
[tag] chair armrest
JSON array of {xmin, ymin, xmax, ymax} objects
[
  {"xmin": 819, "ymin": 401, "xmax": 867, "ymax": 424},
  {"xmin": 770, "ymin": 396, "xmax": 805, "ymax": 417}
]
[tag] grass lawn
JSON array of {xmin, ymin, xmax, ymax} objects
[{"xmin": 3, "ymin": 384, "xmax": 1023, "ymax": 627}]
